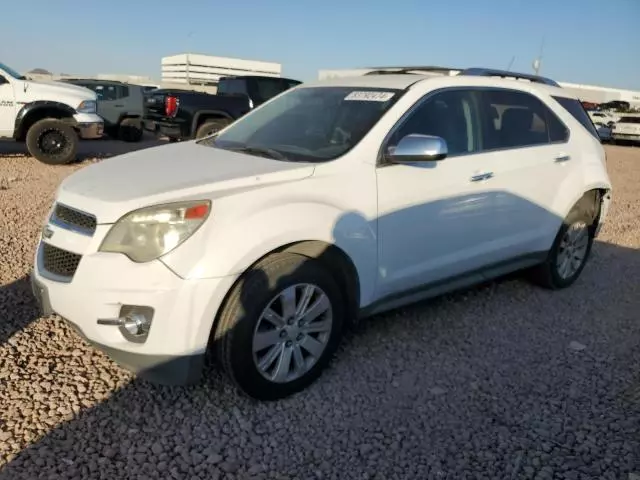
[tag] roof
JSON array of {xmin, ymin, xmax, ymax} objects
[{"xmin": 301, "ymin": 72, "xmax": 574, "ymax": 98}]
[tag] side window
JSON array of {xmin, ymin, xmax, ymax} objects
[
  {"xmin": 92, "ymin": 84, "xmax": 119, "ymax": 101},
  {"xmin": 552, "ymin": 96, "xmax": 601, "ymax": 141},
  {"xmin": 117, "ymin": 85, "xmax": 129, "ymax": 98},
  {"xmin": 217, "ymin": 79, "xmax": 247, "ymax": 96},
  {"xmin": 479, "ymin": 89, "xmax": 566, "ymax": 150},
  {"xmin": 254, "ymin": 79, "xmax": 288, "ymax": 103},
  {"xmin": 388, "ymin": 89, "xmax": 479, "ymax": 156}
]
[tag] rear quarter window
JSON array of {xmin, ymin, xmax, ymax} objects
[{"xmin": 552, "ymin": 96, "xmax": 600, "ymax": 141}]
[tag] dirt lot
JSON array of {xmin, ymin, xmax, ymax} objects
[{"xmin": 0, "ymin": 142, "xmax": 639, "ymax": 479}]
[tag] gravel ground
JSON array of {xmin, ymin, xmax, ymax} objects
[{"xmin": 1, "ymin": 142, "xmax": 639, "ymax": 480}]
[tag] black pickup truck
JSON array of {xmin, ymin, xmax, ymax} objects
[{"xmin": 143, "ymin": 75, "xmax": 302, "ymax": 141}]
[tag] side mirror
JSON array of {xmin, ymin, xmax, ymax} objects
[{"xmin": 388, "ymin": 134, "xmax": 448, "ymax": 163}]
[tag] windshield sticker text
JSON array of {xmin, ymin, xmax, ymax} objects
[{"xmin": 344, "ymin": 91, "xmax": 395, "ymax": 102}]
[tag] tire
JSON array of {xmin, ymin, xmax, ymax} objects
[
  {"xmin": 214, "ymin": 252, "xmax": 345, "ymax": 400},
  {"xmin": 25, "ymin": 118, "xmax": 78, "ymax": 165},
  {"xmin": 530, "ymin": 205, "xmax": 596, "ymax": 289},
  {"xmin": 118, "ymin": 118, "xmax": 143, "ymax": 142},
  {"xmin": 195, "ymin": 118, "xmax": 231, "ymax": 139},
  {"xmin": 167, "ymin": 137, "xmax": 179, "ymax": 143}
]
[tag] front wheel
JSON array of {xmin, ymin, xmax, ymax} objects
[
  {"xmin": 25, "ymin": 118, "xmax": 78, "ymax": 165},
  {"xmin": 213, "ymin": 253, "xmax": 345, "ymax": 400},
  {"xmin": 530, "ymin": 207, "xmax": 596, "ymax": 289}
]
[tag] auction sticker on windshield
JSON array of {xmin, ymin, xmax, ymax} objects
[{"xmin": 344, "ymin": 91, "xmax": 395, "ymax": 102}]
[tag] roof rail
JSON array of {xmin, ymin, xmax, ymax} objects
[
  {"xmin": 459, "ymin": 68, "xmax": 561, "ymax": 87},
  {"xmin": 364, "ymin": 66, "xmax": 456, "ymax": 76}
]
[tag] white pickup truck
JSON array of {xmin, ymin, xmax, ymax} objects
[{"xmin": 0, "ymin": 61, "xmax": 104, "ymax": 164}]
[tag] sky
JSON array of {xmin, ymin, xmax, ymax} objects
[{"xmin": 2, "ymin": 0, "xmax": 639, "ymax": 90}]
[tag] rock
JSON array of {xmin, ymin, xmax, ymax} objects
[{"xmin": 569, "ymin": 341, "xmax": 586, "ymax": 351}]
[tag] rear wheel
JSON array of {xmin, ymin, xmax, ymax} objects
[
  {"xmin": 213, "ymin": 253, "xmax": 345, "ymax": 400},
  {"xmin": 530, "ymin": 206, "xmax": 596, "ymax": 289},
  {"xmin": 25, "ymin": 118, "xmax": 78, "ymax": 165},
  {"xmin": 195, "ymin": 118, "xmax": 231, "ymax": 139},
  {"xmin": 118, "ymin": 118, "xmax": 143, "ymax": 142}
]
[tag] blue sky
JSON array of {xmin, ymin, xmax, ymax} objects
[{"xmin": 2, "ymin": 0, "xmax": 639, "ymax": 90}]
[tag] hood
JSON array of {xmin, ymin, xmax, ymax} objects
[
  {"xmin": 57, "ymin": 141, "xmax": 316, "ymax": 223},
  {"xmin": 14, "ymin": 79, "xmax": 96, "ymax": 106}
]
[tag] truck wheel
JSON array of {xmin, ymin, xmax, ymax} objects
[
  {"xmin": 25, "ymin": 118, "xmax": 78, "ymax": 165},
  {"xmin": 214, "ymin": 252, "xmax": 345, "ymax": 400},
  {"xmin": 195, "ymin": 119, "xmax": 231, "ymax": 139},
  {"xmin": 118, "ymin": 118, "xmax": 143, "ymax": 142}
]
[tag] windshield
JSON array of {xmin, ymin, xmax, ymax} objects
[
  {"xmin": 204, "ymin": 86, "xmax": 402, "ymax": 162},
  {"xmin": 0, "ymin": 62, "xmax": 25, "ymax": 80}
]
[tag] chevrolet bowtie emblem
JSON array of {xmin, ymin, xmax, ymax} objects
[{"xmin": 42, "ymin": 225, "xmax": 54, "ymax": 239}]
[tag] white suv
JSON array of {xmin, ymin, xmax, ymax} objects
[
  {"xmin": 31, "ymin": 68, "xmax": 612, "ymax": 400},
  {"xmin": 611, "ymin": 114, "xmax": 640, "ymax": 144}
]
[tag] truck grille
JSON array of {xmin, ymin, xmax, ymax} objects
[
  {"xmin": 41, "ymin": 243, "xmax": 82, "ymax": 279},
  {"xmin": 52, "ymin": 203, "xmax": 97, "ymax": 235}
]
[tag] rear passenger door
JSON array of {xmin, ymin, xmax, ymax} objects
[{"xmin": 475, "ymin": 87, "xmax": 575, "ymax": 258}]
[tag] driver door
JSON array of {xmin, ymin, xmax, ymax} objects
[
  {"xmin": 375, "ymin": 88, "xmax": 510, "ymax": 299},
  {"xmin": 0, "ymin": 75, "xmax": 16, "ymax": 136}
]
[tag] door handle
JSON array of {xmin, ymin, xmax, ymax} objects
[
  {"xmin": 554, "ymin": 155, "xmax": 571, "ymax": 163},
  {"xmin": 114, "ymin": 104, "xmax": 124, "ymax": 108},
  {"xmin": 470, "ymin": 172, "xmax": 494, "ymax": 182}
]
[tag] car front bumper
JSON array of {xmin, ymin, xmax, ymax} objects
[
  {"xmin": 31, "ymin": 239, "xmax": 239, "ymax": 385},
  {"xmin": 72, "ymin": 113, "xmax": 104, "ymax": 139}
]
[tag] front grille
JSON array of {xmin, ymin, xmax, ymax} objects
[
  {"xmin": 52, "ymin": 203, "xmax": 97, "ymax": 235},
  {"xmin": 41, "ymin": 243, "xmax": 82, "ymax": 278}
]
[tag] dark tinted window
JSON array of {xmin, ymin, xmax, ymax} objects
[
  {"xmin": 251, "ymin": 78, "xmax": 289, "ymax": 103},
  {"xmin": 84, "ymin": 83, "xmax": 128, "ymax": 101},
  {"xmin": 479, "ymin": 89, "xmax": 568, "ymax": 150},
  {"xmin": 389, "ymin": 89, "xmax": 479, "ymax": 156},
  {"xmin": 217, "ymin": 78, "xmax": 247, "ymax": 96},
  {"xmin": 552, "ymin": 96, "xmax": 600, "ymax": 140},
  {"xmin": 619, "ymin": 116, "xmax": 640, "ymax": 124}
]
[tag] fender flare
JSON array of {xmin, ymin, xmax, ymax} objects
[
  {"xmin": 14, "ymin": 101, "xmax": 76, "ymax": 139},
  {"xmin": 191, "ymin": 110, "xmax": 233, "ymax": 134},
  {"xmin": 117, "ymin": 112, "xmax": 142, "ymax": 124}
]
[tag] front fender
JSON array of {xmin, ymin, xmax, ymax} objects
[
  {"xmin": 14, "ymin": 101, "xmax": 76, "ymax": 138},
  {"xmin": 161, "ymin": 201, "xmax": 379, "ymax": 307}
]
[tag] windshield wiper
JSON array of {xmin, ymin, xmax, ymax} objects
[{"xmin": 227, "ymin": 145, "xmax": 288, "ymax": 161}]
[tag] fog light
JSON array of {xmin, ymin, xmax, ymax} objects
[
  {"xmin": 97, "ymin": 305, "xmax": 154, "ymax": 344},
  {"xmin": 123, "ymin": 313, "xmax": 150, "ymax": 336}
]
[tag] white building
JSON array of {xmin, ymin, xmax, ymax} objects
[
  {"xmin": 162, "ymin": 53, "xmax": 282, "ymax": 86},
  {"xmin": 318, "ymin": 66, "xmax": 640, "ymax": 108}
]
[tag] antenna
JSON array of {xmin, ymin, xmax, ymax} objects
[
  {"xmin": 506, "ymin": 56, "xmax": 516, "ymax": 72},
  {"xmin": 533, "ymin": 36, "xmax": 545, "ymax": 75}
]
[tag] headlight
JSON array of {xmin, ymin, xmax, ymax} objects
[
  {"xmin": 77, "ymin": 100, "xmax": 97, "ymax": 114},
  {"xmin": 99, "ymin": 201, "xmax": 211, "ymax": 263}
]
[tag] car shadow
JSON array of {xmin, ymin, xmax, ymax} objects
[
  {"xmin": 1, "ymin": 192, "xmax": 639, "ymax": 479},
  {"xmin": 0, "ymin": 276, "xmax": 41, "ymax": 348},
  {"xmin": 0, "ymin": 133, "xmax": 166, "ymax": 162}
]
